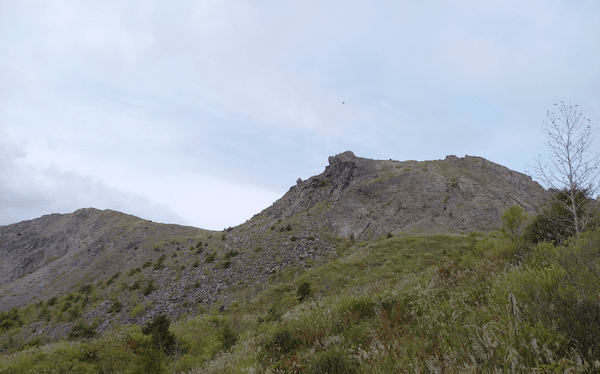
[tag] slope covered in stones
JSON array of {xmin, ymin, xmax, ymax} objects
[
  {"xmin": 261, "ymin": 151, "xmax": 549, "ymax": 241},
  {"xmin": 0, "ymin": 152, "xmax": 551, "ymax": 341},
  {"xmin": 0, "ymin": 208, "xmax": 206, "ymax": 311}
]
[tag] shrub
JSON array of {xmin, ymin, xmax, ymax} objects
[
  {"xmin": 38, "ymin": 305, "xmax": 51, "ymax": 322},
  {"xmin": 68, "ymin": 322, "xmax": 98, "ymax": 340},
  {"xmin": 130, "ymin": 303, "xmax": 145, "ymax": 318},
  {"xmin": 128, "ymin": 268, "xmax": 141, "ymax": 276},
  {"xmin": 142, "ymin": 315, "xmax": 176, "ymax": 354},
  {"xmin": 205, "ymin": 252, "xmax": 217, "ymax": 263},
  {"xmin": 79, "ymin": 284, "xmax": 93, "ymax": 296},
  {"xmin": 297, "ymin": 282, "xmax": 312, "ymax": 302},
  {"xmin": 264, "ymin": 328, "xmax": 299, "ymax": 355},
  {"xmin": 258, "ymin": 304, "xmax": 282, "ymax": 324},
  {"xmin": 307, "ymin": 347, "xmax": 356, "ymax": 374},
  {"xmin": 109, "ymin": 301, "xmax": 122, "ymax": 313},
  {"xmin": 68, "ymin": 305, "xmax": 81, "ymax": 321},
  {"xmin": 128, "ymin": 334, "xmax": 168, "ymax": 374},
  {"xmin": 130, "ymin": 280, "xmax": 141, "ymax": 290},
  {"xmin": 0, "ymin": 308, "xmax": 23, "ymax": 331},
  {"xmin": 106, "ymin": 272, "xmax": 120, "ymax": 285},
  {"xmin": 224, "ymin": 250, "xmax": 239, "ymax": 259},
  {"xmin": 143, "ymin": 280, "xmax": 156, "ymax": 296},
  {"xmin": 501, "ymin": 205, "xmax": 529, "ymax": 239},
  {"xmin": 219, "ymin": 323, "xmax": 238, "ymax": 352},
  {"xmin": 341, "ymin": 297, "xmax": 376, "ymax": 325},
  {"xmin": 143, "ymin": 261, "xmax": 152, "ymax": 268},
  {"xmin": 222, "ymin": 260, "xmax": 232, "ymax": 269},
  {"xmin": 523, "ymin": 190, "xmax": 591, "ymax": 245},
  {"xmin": 61, "ymin": 301, "xmax": 72, "ymax": 312},
  {"xmin": 153, "ymin": 254, "xmax": 167, "ymax": 270}
]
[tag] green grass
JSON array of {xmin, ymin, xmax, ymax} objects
[{"xmin": 2, "ymin": 232, "xmax": 600, "ymax": 373}]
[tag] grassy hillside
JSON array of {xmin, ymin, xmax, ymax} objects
[{"xmin": 2, "ymin": 228, "xmax": 599, "ymax": 373}]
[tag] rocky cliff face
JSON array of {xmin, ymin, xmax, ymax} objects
[
  {"xmin": 263, "ymin": 151, "xmax": 549, "ymax": 240},
  {"xmin": 0, "ymin": 152, "xmax": 550, "ymax": 338}
]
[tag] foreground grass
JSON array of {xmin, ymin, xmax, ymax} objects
[{"xmin": 2, "ymin": 232, "xmax": 600, "ymax": 373}]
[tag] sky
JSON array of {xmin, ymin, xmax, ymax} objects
[{"xmin": 1, "ymin": 0, "xmax": 599, "ymax": 230}]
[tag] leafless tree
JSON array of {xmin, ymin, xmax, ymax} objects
[{"xmin": 532, "ymin": 101, "xmax": 600, "ymax": 236}]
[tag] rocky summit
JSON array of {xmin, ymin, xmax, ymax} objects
[
  {"xmin": 0, "ymin": 152, "xmax": 549, "ymax": 337},
  {"xmin": 263, "ymin": 151, "xmax": 549, "ymax": 240}
]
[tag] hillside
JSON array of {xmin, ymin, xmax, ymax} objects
[
  {"xmin": 263, "ymin": 151, "xmax": 549, "ymax": 239},
  {"xmin": 0, "ymin": 152, "xmax": 550, "ymax": 337},
  {"xmin": 0, "ymin": 209, "xmax": 206, "ymax": 310},
  {"xmin": 2, "ymin": 152, "xmax": 599, "ymax": 373}
]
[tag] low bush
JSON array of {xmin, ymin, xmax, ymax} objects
[
  {"xmin": 219, "ymin": 323, "xmax": 238, "ymax": 352},
  {"xmin": 68, "ymin": 322, "xmax": 98, "ymax": 340},
  {"xmin": 307, "ymin": 347, "xmax": 356, "ymax": 374},
  {"xmin": 205, "ymin": 252, "xmax": 217, "ymax": 263},
  {"xmin": 109, "ymin": 301, "xmax": 122, "ymax": 313},
  {"xmin": 264, "ymin": 328, "xmax": 299, "ymax": 355},
  {"xmin": 142, "ymin": 315, "xmax": 176, "ymax": 354},
  {"xmin": 153, "ymin": 254, "xmax": 167, "ymax": 270},
  {"xmin": 143, "ymin": 280, "xmax": 156, "ymax": 296},
  {"xmin": 297, "ymin": 282, "xmax": 312, "ymax": 302}
]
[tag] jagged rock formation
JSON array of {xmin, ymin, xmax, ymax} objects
[
  {"xmin": 0, "ymin": 152, "xmax": 550, "ymax": 339},
  {"xmin": 263, "ymin": 151, "xmax": 549, "ymax": 240}
]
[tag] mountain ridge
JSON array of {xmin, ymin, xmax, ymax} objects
[
  {"xmin": 0, "ymin": 152, "xmax": 549, "ymax": 333},
  {"xmin": 263, "ymin": 151, "xmax": 548, "ymax": 240}
]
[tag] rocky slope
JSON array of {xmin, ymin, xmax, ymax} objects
[
  {"xmin": 0, "ymin": 209, "xmax": 205, "ymax": 309},
  {"xmin": 0, "ymin": 152, "xmax": 550, "ymax": 340},
  {"xmin": 264, "ymin": 151, "xmax": 549, "ymax": 240}
]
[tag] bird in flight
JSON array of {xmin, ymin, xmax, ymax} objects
[{"xmin": 342, "ymin": 101, "xmax": 345, "ymax": 104}]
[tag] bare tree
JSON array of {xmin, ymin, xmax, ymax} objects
[{"xmin": 532, "ymin": 101, "xmax": 600, "ymax": 236}]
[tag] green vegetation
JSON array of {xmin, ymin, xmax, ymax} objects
[
  {"xmin": 0, "ymin": 310, "xmax": 22, "ymax": 331},
  {"xmin": 501, "ymin": 204, "xmax": 529, "ymax": 239},
  {"xmin": 105, "ymin": 272, "xmax": 120, "ymax": 286},
  {"xmin": 1, "ymin": 220, "xmax": 600, "ymax": 372},
  {"xmin": 153, "ymin": 254, "xmax": 167, "ymax": 270},
  {"xmin": 109, "ymin": 301, "xmax": 122, "ymax": 313},
  {"xmin": 205, "ymin": 252, "xmax": 217, "ymax": 263},
  {"xmin": 296, "ymin": 282, "xmax": 312, "ymax": 302},
  {"xmin": 68, "ymin": 322, "xmax": 98, "ymax": 340},
  {"xmin": 142, "ymin": 315, "xmax": 176, "ymax": 353},
  {"xmin": 524, "ymin": 189, "xmax": 596, "ymax": 245},
  {"xmin": 143, "ymin": 280, "xmax": 156, "ymax": 296}
]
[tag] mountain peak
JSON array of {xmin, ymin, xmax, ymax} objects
[{"xmin": 263, "ymin": 152, "xmax": 548, "ymax": 240}]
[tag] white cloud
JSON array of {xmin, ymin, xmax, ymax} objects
[{"xmin": 1, "ymin": 0, "xmax": 599, "ymax": 228}]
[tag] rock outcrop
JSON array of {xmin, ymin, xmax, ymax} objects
[
  {"xmin": 263, "ymin": 151, "xmax": 549, "ymax": 240},
  {"xmin": 0, "ymin": 152, "xmax": 550, "ymax": 339}
]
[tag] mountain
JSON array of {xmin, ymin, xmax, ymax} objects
[
  {"xmin": 0, "ymin": 152, "xmax": 549, "ymax": 336},
  {"xmin": 0, "ymin": 209, "xmax": 205, "ymax": 310},
  {"xmin": 263, "ymin": 151, "xmax": 548, "ymax": 239}
]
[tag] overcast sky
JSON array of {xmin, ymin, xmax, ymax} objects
[{"xmin": 1, "ymin": 0, "xmax": 599, "ymax": 230}]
